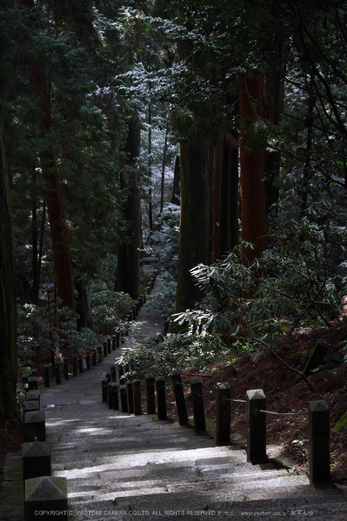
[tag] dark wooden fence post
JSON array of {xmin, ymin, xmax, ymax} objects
[
  {"xmin": 190, "ymin": 378, "xmax": 206, "ymax": 434},
  {"xmin": 63, "ymin": 359, "xmax": 69, "ymax": 380},
  {"xmin": 72, "ymin": 358, "xmax": 78, "ymax": 376},
  {"xmin": 309, "ymin": 400, "xmax": 331, "ymax": 484},
  {"xmin": 103, "ymin": 341, "xmax": 107, "ymax": 357},
  {"xmin": 55, "ymin": 363, "xmax": 61, "ymax": 385},
  {"xmin": 127, "ymin": 382, "xmax": 134, "ymax": 414},
  {"xmin": 111, "ymin": 384, "xmax": 119, "ymax": 410},
  {"xmin": 156, "ymin": 377, "xmax": 167, "ymax": 420},
  {"xmin": 107, "ymin": 337, "xmax": 111, "ymax": 354},
  {"xmin": 92, "ymin": 350, "xmax": 97, "ymax": 366},
  {"xmin": 171, "ymin": 370, "xmax": 188, "ymax": 425},
  {"xmin": 133, "ymin": 380, "xmax": 142, "ymax": 416},
  {"xmin": 145, "ymin": 374, "xmax": 156, "ymax": 415},
  {"xmin": 216, "ymin": 382, "xmax": 231, "ymax": 446},
  {"xmin": 44, "ymin": 365, "xmax": 50, "ymax": 388},
  {"xmin": 120, "ymin": 385, "xmax": 128, "ymax": 413},
  {"xmin": 246, "ymin": 389, "xmax": 266, "ymax": 463},
  {"xmin": 101, "ymin": 379, "xmax": 108, "ymax": 402}
]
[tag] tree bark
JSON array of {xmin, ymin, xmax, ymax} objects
[
  {"xmin": 0, "ymin": 103, "xmax": 18, "ymax": 420},
  {"xmin": 116, "ymin": 117, "xmax": 141, "ymax": 299},
  {"xmin": 240, "ymin": 72, "xmax": 266, "ymax": 267},
  {"xmin": 175, "ymin": 133, "xmax": 213, "ymax": 313},
  {"xmin": 19, "ymin": 0, "xmax": 76, "ymax": 314}
]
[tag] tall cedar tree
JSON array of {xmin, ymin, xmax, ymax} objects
[
  {"xmin": 19, "ymin": 0, "xmax": 75, "ymax": 314},
  {"xmin": 240, "ymin": 72, "xmax": 266, "ymax": 267},
  {"xmin": 0, "ymin": 104, "xmax": 18, "ymax": 420}
]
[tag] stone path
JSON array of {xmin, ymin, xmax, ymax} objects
[{"xmin": 2, "ymin": 278, "xmax": 347, "ymax": 520}]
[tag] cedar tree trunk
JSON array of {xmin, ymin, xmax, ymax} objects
[
  {"xmin": 240, "ymin": 73, "xmax": 266, "ymax": 267},
  {"xmin": 0, "ymin": 104, "xmax": 18, "ymax": 420}
]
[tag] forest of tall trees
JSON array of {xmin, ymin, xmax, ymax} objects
[{"xmin": 1, "ymin": 0, "xmax": 347, "ymax": 419}]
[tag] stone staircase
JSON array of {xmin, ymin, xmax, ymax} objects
[
  {"xmin": 46, "ymin": 411, "xmax": 347, "ymax": 521},
  {"xmin": 2, "ymin": 276, "xmax": 347, "ymax": 520}
]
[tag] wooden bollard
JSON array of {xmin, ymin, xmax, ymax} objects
[
  {"xmin": 73, "ymin": 358, "xmax": 78, "ymax": 376},
  {"xmin": 145, "ymin": 374, "xmax": 156, "ymax": 415},
  {"xmin": 22, "ymin": 441, "xmax": 51, "ymax": 481},
  {"xmin": 103, "ymin": 341, "xmax": 107, "ymax": 357},
  {"xmin": 25, "ymin": 476, "xmax": 68, "ymax": 521},
  {"xmin": 246, "ymin": 389, "xmax": 266, "ymax": 463},
  {"xmin": 309, "ymin": 400, "xmax": 331, "ymax": 484},
  {"xmin": 55, "ymin": 363, "xmax": 61, "ymax": 384},
  {"xmin": 107, "ymin": 337, "xmax": 111, "ymax": 354},
  {"xmin": 28, "ymin": 377, "xmax": 38, "ymax": 390},
  {"xmin": 116, "ymin": 332, "xmax": 120, "ymax": 348},
  {"xmin": 24, "ymin": 411, "xmax": 46, "ymax": 442},
  {"xmin": 156, "ymin": 377, "xmax": 167, "ymax": 420},
  {"xmin": 127, "ymin": 382, "xmax": 134, "ymax": 414},
  {"xmin": 216, "ymin": 383, "xmax": 231, "ymax": 446},
  {"xmin": 44, "ymin": 365, "xmax": 50, "ymax": 388},
  {"xmin": 110, "ymin": 366, "xmax": 116, "ymax": 383},
  {"xmin": 98, "ymin": 345, "xmax": 102, "ymax": 361},
  {"xmin": 101, "ymin": 379, "xmax": 108, "ymax": 403},
  {"xmin": 171, "ymin": 371, "xmax": 188, "ymax": 425},
  {"xmin": 133, "ymin": 380, "xmax": 142, "ymax": 416},
  {"xmin": 111, "ymin": 384, "xmax": 119, "ymax": 410},
  {"xmin": 63, "ymin": 359, "xmax": 69, "ymax": 380},
  {"xmin": 190, "ymin": 378, "xmax": 206, "ymax": 434},
  {"xmin": 78, "ymin": 357, "xmax": 83, "ymax": 374},
  {"xmin": 142, "ymin": 293, "xmax": 146, "ymax": 304},
  {"xmin": 112, "ymin": 336, "xmax": 116, "ymax": 351},
  {"xmin": 92, "ymin": 350, "xmax": 97, "ymax": 366},
  {"xmin": 120, "ymin": 385, "xmax": 128, "ymax": 413},
  {"xmin": 108, "ymin": 382, "xmax": 114, "ymax": 409}
]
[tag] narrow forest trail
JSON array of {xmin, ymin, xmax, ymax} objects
[{"xmin": 2, "ymin": 278, "xmax": 347, "ymax": 521}]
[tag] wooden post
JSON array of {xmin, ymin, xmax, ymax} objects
[
  {"xmin": 72, "ymin": 358, "xmax": 78, "ymax": 376},
  {"xmin": 116, "ymin": 332, "xmax": 120, "ymax": 348},
  {"xmin": 108, "ymin": 382, "xmax": 114, "ymax": 409},
  {"xmin": 110, "ymin": 366, "xmax": 116, "ymax": 383},
  {"xmin": 171, "ymin": 371, "xmax": 188, "ymax": 425},
  {"xmin": 112, "ymin": 336, "xmax": 116, "ymax": 351},
  {"xmin": 145, "ymin": 373, "xmax": 156, "ymax": 415},
  {"xmin": 309, "ymin": 400, "xmax": 331, "ymax": 484},
  {"xmin": 120, "ymin": 385, "xmax": 128, "ymax": 413},
  {"xmin": 55, "ymin": 363, "xmax": 61, "ymax": 385},
  {"xmin": 246, "ymin": 389, "xmax": 266, "ymax": 463},
  {"xmin": 190, "ymin": 378, "xmax": 206, "ymax": 434},
  {"xmin": 98, "ymin": 345, "xmax": 102, "ymax": 362},
  {"xmin": 133, "ymin": 380, "xmax": 142, "ymax": 415},
  {"xmin": 92, "ymin": 350, "xmax": 97, "ymax": 366},
  {"xmin": 63, "ymin": 359, "xmax": 69, "ymax": 380},
  {"xmin": 127, "ymin": 382, "xmax": 134, "ymax": 413},
  {"xmin": 103, "ymin": 341, "xmax": 107, "ymax": 357},
  {"xmin": 44, "ymin": 365, "xmax": 50, "ymax": 388},
  {"xmin": 107, "ymin": 337, "xmax": 111, "ymax": 354},
  {"xmin": 78, "ymin": 357, "xmax": 83, "ymax": 374},
  {"xmin": 156, "ymin": 377, "xmax": 167, "ymax": 420},
  {"xmin": 111, "ymin": 383, "xmax": 119, "ymax": 410},
  {"xmin": 216, "ymin": 382, "xmax": 231, "ymax": 446},
  {"xmin": 101, "ymin": 379, "xmax": 108, "ymax": 403}
]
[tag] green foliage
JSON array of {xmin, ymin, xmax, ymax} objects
[
  {"xmin": 89, "ymin": 281, "xmax": 135, "ymax": 333},
  {"xmin": 174, "ymin": 197, "xmax": 347, "ymax": 349},
  {"xmin": 116, "ymin": 330, "xmax": 224, "ymax": 377},
  {"xmin": 17, "ymin": 301, "xmax": 101, "ymax": 363}
]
